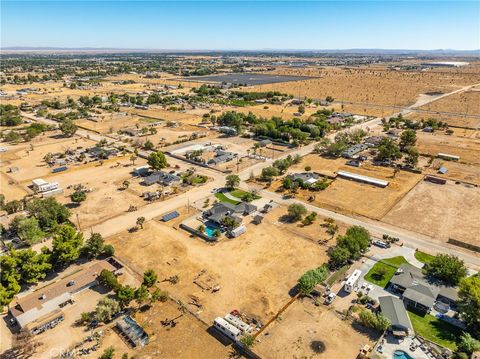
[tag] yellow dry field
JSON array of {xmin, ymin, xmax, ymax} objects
[
  {"xmin": 246, "ymin": 66, "xmax": 480, "ymax": 108},
  {"xmin": 428, "ymin": 159, "xmax": 480, "ymax": 185},
  {"xmin": 106, "ymin": 206, "xmax": 329, "ymax": 325},
  {"xmin": 383, "ymin": 181, "xmax": 480, "ymax": 245},
  {"xmin": 230, "ymin": 103, "xmax": 319, "ymax": 120},
  {"xmin": 75, "ymin": 112, "xmax": 141, "ymax": 133},
  {"xmin": 416, "ymin": 131, "xmax": 480, "ymax": 165},
  {"xmin": 417, "ymin": 88, "xmax": 480, "ymax": 116},
  {"xmin": 282, "ymin": 154, "xmax": 423, "ymax": 219},
  {"xmin": 254, "ymin": 300, "xmax": 377, "ymax": 359}
]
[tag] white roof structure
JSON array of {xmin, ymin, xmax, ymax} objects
[
  {"xmin": 437, "ymin": 153, "xmax": 460, "ymax": 160},
  {"xmin": 224, "ymin": 314, "xmax": 252, "ymax": 333},
  {"xmin": 337, "ymin": 170, "xmax": 389, "ymax": 188},
  {"xmin": 345, "ymin": 269, "xmax": 362, "ymax": 288},
  {"xmin": 214, "ymin": 317, "xmax": 241, "ymax": 337},
  {"xmin": 32, "ymin": 178, "xmax": 48, "ymax": 187}
]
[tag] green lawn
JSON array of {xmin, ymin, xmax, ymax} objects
[
  {"xmin": 214, "ymin": 192, "xmax": 240, "ymax": 205},
  {"xmin": 408, "ymin": 311, "xmax": 463, "ymax": 350},
  {"xmin": 414, "ymin": 250, "xmax": 435, "ymax": 265},
  {"xmin": 326, "ymin": 264, "xmax": 350, "ymax": 286},
  {"xmin": 364, "ymin": 256, "xmax": 408, "ymax": 288},
  {"xmin": 229, "ymin": 189, "xmax": 261, "ymax": 200}
]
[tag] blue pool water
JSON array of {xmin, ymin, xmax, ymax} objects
[
  {"xmin": 393, "ymin": 350, "xmax": 413, "ymax": 359},
  {"xmin": 205, "ymin": 226, "xmax": 221, "ymax": 237}
]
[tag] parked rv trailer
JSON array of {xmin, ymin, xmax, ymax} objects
[{"xmin": 344, "ymin": 269, "xmax": 362, "ymax": 293}]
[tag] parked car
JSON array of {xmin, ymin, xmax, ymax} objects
[
  {"xmin": 372, "ymin": 240, "xmax": 390, "ymax": 248},
  {"xmin": 325, "ymin": 293, "xmax": 336, "ymax": 305}
]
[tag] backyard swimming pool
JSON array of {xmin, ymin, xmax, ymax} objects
[
  {"xmin": 393, "ymin": 350, "xmax": 413, "ymax": 359},
  {"xmin": 205, "ymin": 225, "xmax": 222, "ymax": 238}
]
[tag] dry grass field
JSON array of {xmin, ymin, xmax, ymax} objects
[
  {"xmin": 247, "ymin": 66, "xmax": 480, "ymax": 108},
  {"xmin": 280, "ymin": 154, "xmax": 423, "ymax": 219},
  {"xmin": 417, "ymin": 88, "xmax": 480, "ymax": 117},
  {"xmin": 428, "ymin": 159, "xmax": 480, "ymax": 185},
  {"xmin": 254, "ymin": 300, "xmax": 377, "ymax": 359},
  {"xmin": 383, "ymin": 181, "xmax": 480, "ymax": 245},
  {"xmin": 106, "ymin": 205, "xmax": 330, "ymax": 324},
  {"xmin": 416, "ymin": 131, "xmax": 480, "ymax": 165},
  {"xmin": 132, "ymin": 300, "xmax": 232, "ymax": 359}
]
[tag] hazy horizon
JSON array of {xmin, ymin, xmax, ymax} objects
[{"xmin": 1, "ymin": 1, "xmax": 479, "ymax": 51}]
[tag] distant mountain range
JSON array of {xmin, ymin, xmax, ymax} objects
[{"xmin": 1, "ymin": 47, "xmax": 479, "ymax": 57}]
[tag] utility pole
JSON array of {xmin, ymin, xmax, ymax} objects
[{"xmin": 76, "ymin": 213, "xmax": 81, "ymax": 231}]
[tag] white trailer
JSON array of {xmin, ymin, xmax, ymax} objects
[
  {"xmin": 344, "ymin": 269, "xmax": 362, "ymax": 293},
  {"xmin": 213, "ymin": 317, "xmax": 241, "ymax": 341},
  {"xmin": 224, "ymin": 314, "xmax": 252, "ymax": 334}
]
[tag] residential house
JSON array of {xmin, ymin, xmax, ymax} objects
[
  {"xmin": 288, "ymin": 172, "xmax": 319, "ymax": 185},
  {"xmin": 389, "ymin": 263, "xmax": 459, "ymax": 314},
  {"xmin": 378, "ymin": 295, "xmax": 413, "ymax": 336},
  {"xmin": 341, "ymin": 144, "xmax": 369, "ymax": 159},
  {"xmin": 203, "ymin": 202, "xmax": 257, "ymax": 225},
  {"xmin": 142, "ymin": 171, "xmax": 181, "ymax": 187}
]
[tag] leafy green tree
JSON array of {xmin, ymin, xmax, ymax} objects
[
  {"xmin": 425, "ymin": 254, "xmax": 467, "ymax": 285},
  {"xmin": 404, "ymin": 147, "xmax": 419, "ymax": 167},
  {"xmin": 150, "ymin": 288, "xmax": 168, "ymax": 304},
  {"xmin": 82, "ymin": 233, "xmax": 105, "ymax": 259},
  {"xmin": 225, "ymin": 174, "xmax": 240, "ymax": 189},
  {"xmin": 358, "ymin": 309, "xmax": 391, "ymax": 332},
  {"xmin": 70, "ymin": 189, "xmax": 87, "ymax": 203},
  {"xmin": 287, "ymin": 203, "xmax": 307, "ymax": 222},
  {"xmin": 16, "ymin": 249, "xmax": 52, "ymax": 284},
  {"xmin": 458, "ymin": 276, "xmax": 480, "ymax": 337},
  {"xmin": 261, "ymin": 166, "xmax": 279, "ymax": 181},
  {"xmin": 328, "ymin": 246, "xmax": 352, "ymax": 268},
  {"xmin": 4, "ymin": 200, "xmax": 23, "ymax": 214},
  {"xmin": 51, "ymin": 225, "xmax": 84, "ymax": 267},
  {"xmin": 282, "ymin": 176, "xmax": 293, "ymax": 189},
  {"xmin": 143, "ymin": 269, "xmax": 158, "ymax": 287},
  {"xmin": 376, "ymin": 138, "xmax": 402, "ymax": 162},
  {"xmin": 240, "ymin": 334, "xmax": 255, "ymax": 347},
  {"xmin": 15, "ymin": 217, "xmax": 45, "ymax": 245},
  {"xmin": 297, "ymin": 265, "xmax": 329, "ymax": 295},
  {"xmin": 95, "ymin": 297, "xmax": 120, "ymax": 323},
  {"xmin": 147, "ymin": 151, "xmax": 168, "ymax": 170},
  {"xmin": 399, "ymin": 129, "xmax": 417, "ymax": 149},
  {"xmin": 26, "ymin": 198, "xmax": 70, "ymax": 231},
  {"xmin": 457, "ymin": 333, "xmax": 480, "ymax": 354},
  {"xmin": 59, "ymin": 118, "xmax": 77, "ymax": 137},
  {"xmin": 98, "ymin": 269, "xmax": 120, "ymax": 292},
  {"xmin": 117, "ymin": 285, "xmax": 136, "ymax": 308},
  {"xmin": 143, "ymin": 140, "xmax": 154, "ymax": 150},
  {"xmin": 135, "ymin": 285, "xmax": 149, "ymax": 306}
]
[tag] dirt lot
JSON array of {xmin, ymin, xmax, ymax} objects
[
  {"xmin": 383, "ymin": 181, "xmax": 480, "ymax": 245},
  {"xmin": 279, "ymin": 154, "xmax": 423, "ymax": 219},
  {"xmin": 0, "ymin": 134, "xmax": 97, "ymax": 201},
  {"xmin": 428, "ymin": 158, "xmax": 480, "ymax": 185},
  {"xmin": 131, "ymin": 300, "xmax": 232, "ymax": 359},
  {"xmin": 254, "ymin": 299, "xmax": 377, "ymax": 359},
  {"xmin": 416, "ymin": 131, "xmax": 480, "ymax": 165},
  {"xmin": 106, "ymin": 205, "xmax": 330, "ymax": 325},
  {"xmin": 247, "ymin": 66, "xmax": 480, "ymax": 109}
]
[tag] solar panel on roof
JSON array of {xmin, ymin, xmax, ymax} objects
[{"xmin": 161, "ymin": 211, "xmax": 179, "ymax": 222}]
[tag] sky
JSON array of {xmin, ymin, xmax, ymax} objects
[{"xmin": 1, "ymin": 1, "xmax": 479, "ymax": 50}]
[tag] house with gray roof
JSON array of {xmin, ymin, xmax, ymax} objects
[
  {"xmin": 378, "ymin": 296, "xmax": 413, "ymax": 336},
  {"xmin": 341, "ymin": 144, "xmax": 369, "ymax": 159},
  {"xmin": 142, "ymin": 171, "xmax": 181, "ymax": 186},
  {"xmin": 389, "ymin": 263, "xmax": 459, "ymax": 314},
  {"xmin": 203, "ymin": 202, "xmax": 257, "ymax": 225},
  {"xmin": 288, "ymin": 172, "xmax": 319, "ymax": 185}
]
